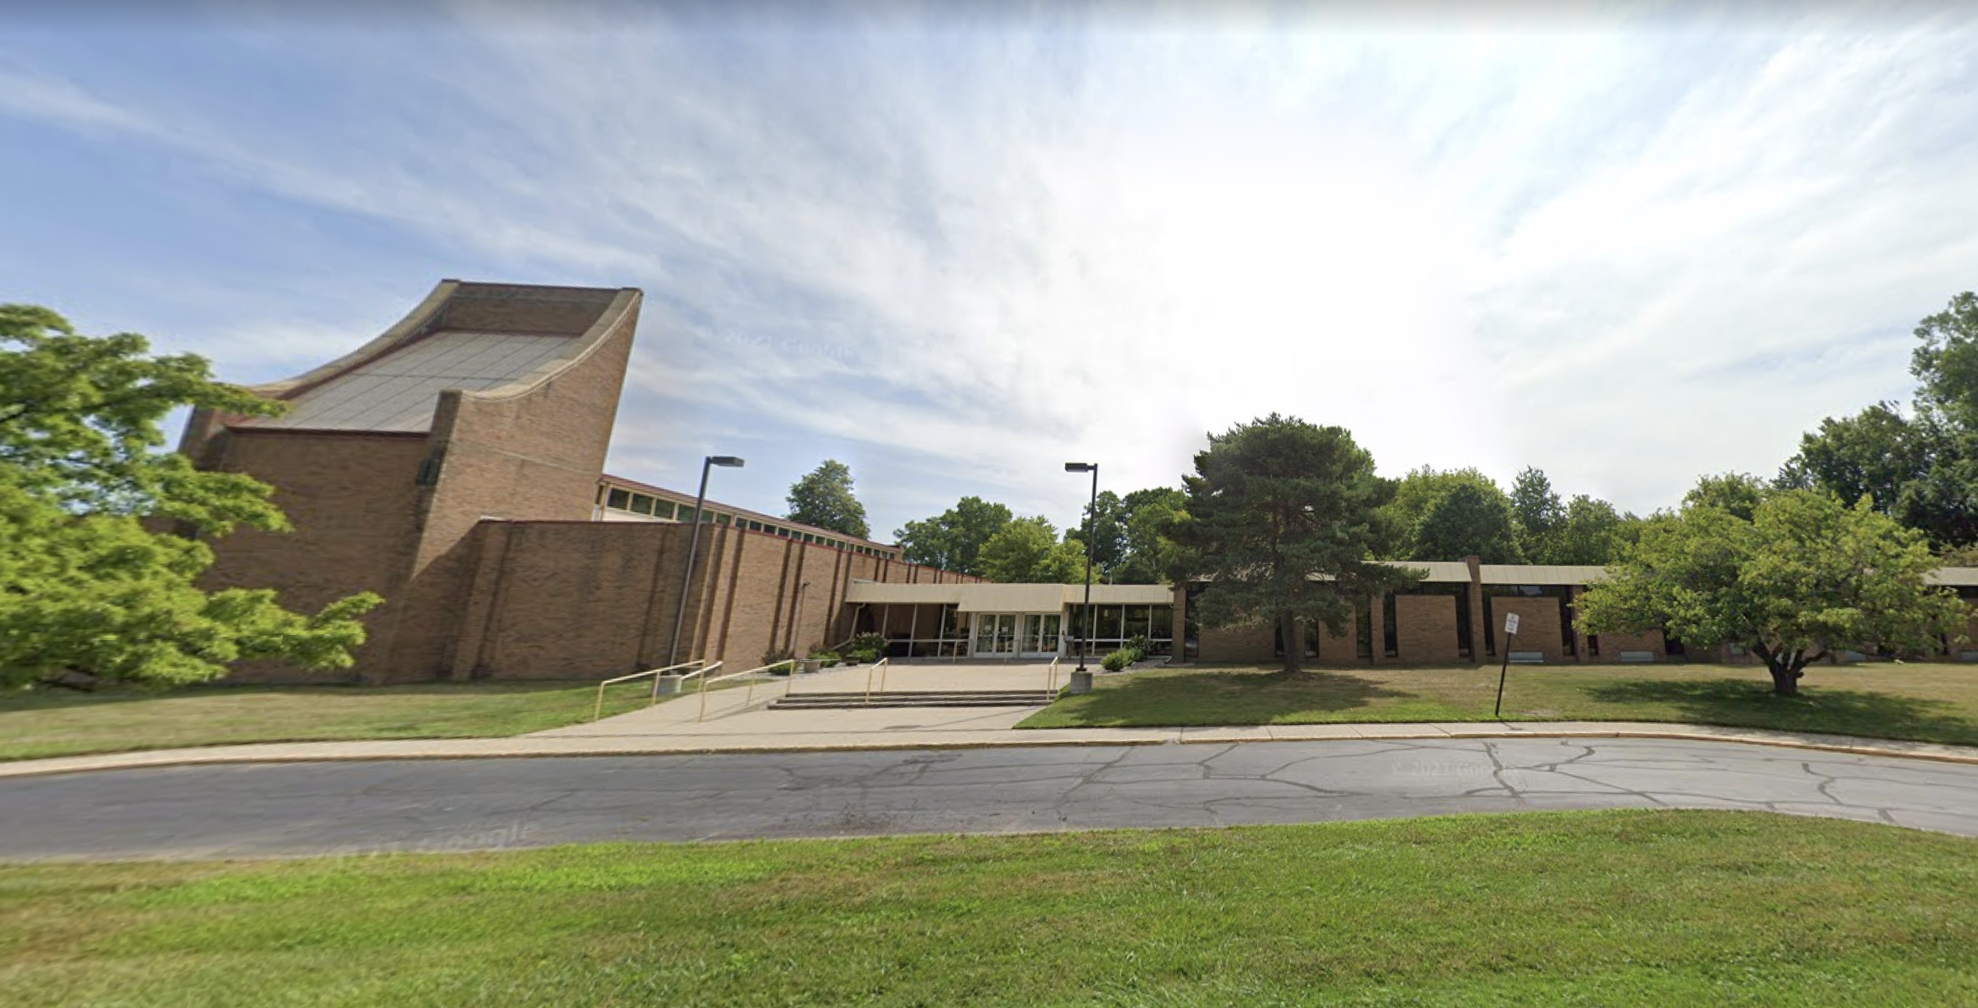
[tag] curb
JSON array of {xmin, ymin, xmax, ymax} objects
[{"xmin": 6, "ymin": 726, "xmax": 1978, "ymax": 779}]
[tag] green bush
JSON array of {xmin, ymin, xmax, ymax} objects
[
  {"xmin": 808, "ymin": 649, "xmax": 841, "ymax": 669},
  {"xmin": 761, "ymin": 648, "xmax": 796, "ymax": 676},
  {"xmin": 848, "ymin": 632, "xmax": 888, "ymax": 656},
  {"xmin": 1102, "ymin": 649, "xmax": 1135, "ymax": 672},
  {"xmin": 1126, "ymin": 634, "xmax": 1153, "ymax": 658},
  {"xmin": 850, "ymin": 648, "xmax": 881, "ymax": 665}
]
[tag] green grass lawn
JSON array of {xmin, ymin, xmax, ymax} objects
[
  {"xmin": 1019, "ymin": 662, "xmax": 1978, "ymax": 745},
  {"xmin": 0, "ymin": 680, "xmax": 673, "ymax": 762},
  {"xmin": 2, "ymin": 810, "xmax": 1973, "ymax": 1006}
]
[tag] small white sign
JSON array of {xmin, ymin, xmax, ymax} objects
[{"xmin": 1503, "ymin": 612, "xmax": 1521, "ymax": 636}]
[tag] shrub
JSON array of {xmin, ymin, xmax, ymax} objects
[
  {"xmin": 1126, "ymin": 634, "xmax": 1153, "ymax": 657},
  {"xmin": 761, "ymin": 648, "xmax": 796, "ymax": 675},
  {"xmin": 808, "ymin": 649, "xmax": 841, "ymax": 668},
  {"xmin": 848, "ymin": 632, "xmax": 888, "ymax": 656},
  {"xmin": 1102, "ymin": 649, "xmax": 1135, "ymax": 672},
  {"xmin": 850, "ymin": 648, "xmax": 881, "ymax": 665}
]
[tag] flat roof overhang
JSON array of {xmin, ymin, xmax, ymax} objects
[{"xmin": 844, "ymin": 582, "xmax": 1175, "ymax": 612}]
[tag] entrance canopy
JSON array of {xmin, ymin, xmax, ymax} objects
[{"xmin": 845, "ymin": 581, "xmax": 1175, "ymax": 613}]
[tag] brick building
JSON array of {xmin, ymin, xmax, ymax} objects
[
  {"xmin": 180, "ymin": 280, "xmax": 1978, "ymax": 681},
  {"xmin": 1193, "ymin": 559, "xmax": 1978, "ymax": 665},
  {"xmin": 181, "ymin": 280, "xmax": 974, "ymax": 683}
]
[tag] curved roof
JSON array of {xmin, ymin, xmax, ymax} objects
[{"xmin": 231, "ymin": 280, "xmax": 639, "ymax": 434}]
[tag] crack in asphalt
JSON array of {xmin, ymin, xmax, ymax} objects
[{"xmin": 5, "ymin": 738, "xmax": 1978, "ymax": 859}]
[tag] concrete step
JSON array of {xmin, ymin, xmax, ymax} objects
[
  {"xmin": 770, "ymin": 690, "xmax": 1059, "ymax": 710},
  {"xmin": 783, "ymin": 690, "xmax": 1057, "ymax": 699}
]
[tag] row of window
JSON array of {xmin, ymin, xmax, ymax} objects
[{"xmin": 597, "ymin": 485, "xmax": 898, "ymax": 559}]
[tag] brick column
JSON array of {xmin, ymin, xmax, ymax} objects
[
  {"xmin": 1568, "ymin": 584, "xmax": 1586, "ymax": 663},
  {"xmin": 1463, "ymin": 554, "xmax": 1486, "ymax": 663},
  {"xmin": 1368, "ymin": 594, "xmax": 1385, "ymax": 664}
]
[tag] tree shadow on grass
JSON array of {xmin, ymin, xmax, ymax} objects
[
  {"xmin": 1060, "ymin": 669, "xmax": 1415, "ymax": 727},
  {"xmin": 1581, "ymin": 677, "xmax": 1978, "ymax": 746}
]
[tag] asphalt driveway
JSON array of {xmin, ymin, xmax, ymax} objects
[{"xmin": 5, "ymin": 737, "xmax": 1977, "ymax": 859}]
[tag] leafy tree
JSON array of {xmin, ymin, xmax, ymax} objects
[
  {"xmin": 1114, "ymin": 487, "xmax": 1187, "ymax": 584},
  {"xmin": 1894, "ymin": 437, "xmax": 1978, "ymax": 549},
  {"xmin": 1550, "ymin": 494, "xmax": 1636, "ymax": 565},
  {"xmin": 1074, "ymin": 486, "xmax": 1190, "ymax": 583},
  {"xmin": 979, "ymin": 516, "xmax": 1087, "ymax": 583},
  {"xmin": 0, "ymin": 304, "xmax": 382, "ymax": 688},
  {"xmin": 1381, "ymin": 466, "xmax": 1517, "ymax": 561},
  {"xmin": 1777, "ymin": 403, "xmax": 1930, "ymax": 516},
  {"xmin": 1508, "ymin": 466, "xmax": 1564, "ymax": 562},
  {"xmin": 1578, "ymin": 484, "xmax": 1964, "ymax": 696},
  {"xmin": 1684, "ymin": 472, "xmax": 1770, "ymax": 521},
  {"xmin": 1076, "ymin": 490, "xmax": 1129, "ymax": 579},
  {"xmin": 1168, "ymin": 414, "xmax": 1417, "ymax": 674},
  {"xmin": 1782, "ymin": 408, "xmax": 1978, "ymax": 550},
  {"xmin": 1911, "ymin": 290, "xmax": 1978, "ymax": 427},
  {"xmin": 1777, "ymin": 292, "xmax": 1978, "ymax": 550},
  {"xmin": 784, "ymin": 459, "xmax": 870, "ymax": 538},
  {"xmin": 894, "ymin": 495, "xmax": 1013, "ymax": 575},
  {"xmin": 1409, "ymin": 482, "xmax": 1525, "ymax": 563}
]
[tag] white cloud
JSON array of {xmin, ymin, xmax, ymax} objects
[{"xmin": 4, "ymin": 2, "xmax": 1976, "ymax": 535}]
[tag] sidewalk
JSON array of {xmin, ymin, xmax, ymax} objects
[{"xmin": 7, "ymin": 716, "xmax": 1978, "ymax": 779}]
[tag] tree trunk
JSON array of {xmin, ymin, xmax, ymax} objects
[
  {"xmin": 1280, "ymin": 612, "xmax": 1304, "ymax": 675},
  {"xmin": 1767, "ymin": 665, "xmax": 1801, "ymax": 696},
  {"xmin": 1751, "ymin": 643, "xmax": 1804, "ymax": 696}
]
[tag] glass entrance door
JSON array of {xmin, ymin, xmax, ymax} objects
[
  {"xmin": 1024, "ymin": 614, "xmax": 1062, "ymax": 657},
  {"xmin": 973, "ymin": 614, "xmax": 1018, "ymax": 657}
]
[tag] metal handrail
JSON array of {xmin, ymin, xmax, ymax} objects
[
  {"xmin": 592, "ymin": 660, "xmax": 704, "ymax": 721},
  {"xmin": 1045, "ymin": 654, "xmax": 1062, "ymax": 694},
  {"xmin": 742, "ymin": 661, "xmax": 785, "ymax": 707},
  {"xmin": 863, "ymin": 657, "xmax": 890, "ymax": 704}
]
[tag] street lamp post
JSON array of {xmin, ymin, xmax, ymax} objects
[
  {"xmin": 667, "ymin": 454, "xmax": 745, "ymax": 669},
  {"xmin": 1064, "ymin": 461, "xmax": 1098, "ymax": 694}
]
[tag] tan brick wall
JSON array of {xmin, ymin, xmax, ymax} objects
[
  {"xmin": 1199, "ymin": 624, "xmax": 1276, "ymax": 663},
  {"xmin": 442, "ymin": 520, "xmax": 978, "ymax": 680},
  {"xmin": 1948, "ymin": 606, "xmax": 1978, "ymax": 658},
  {"xmin": 194, "ymin": 430, "xmax": 431, "ymax": 683},
  {"xmin": 1312, "ymin": 606, "xmax": 1359, "ymax": 664},
  {"xmin": 381, "ymin": 298, "xmax": 639, "ymax": 679},
  {"xmin": 1594, "ymin": 629, "xmax": 1666, "ymax": 661},
  {"xmin": 1394, "ymin": 595, "xmax": 1461, "ymax": 663},
  {"xmin": 1490, "ymin": 597, "xmax": 1567, "ymax": 663},
  {"xmin": 436, "ymin": 285, "xmax": 626, "ymax": 334},
  {"xmin": 453, "ymin": 520, "xmax": 679, "ymax": 679}
]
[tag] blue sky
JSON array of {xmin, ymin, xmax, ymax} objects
[{"xmin": 5, "ymin": 1, "xmax": 1976, "ymax": 540}]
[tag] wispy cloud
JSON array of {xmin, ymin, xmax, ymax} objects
[{"xmin": 3, "ymin": 1, "xmax": 1974, "ymax": 535}]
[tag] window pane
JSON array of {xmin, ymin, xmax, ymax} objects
[
  {"xmin": 1125, "ymin": 606, "xmax": 1151, "ymax": 638},
  {"xmin": 607, "ymin": 488, "xmax": 631, "ymax": 509},
  {"xmin": 1098, "ymin": 606, "xmax": 1124, "ymax": 640},
  {"xmin": 1151, "ymin": 605, "xmax": 1173, "ymax": 639}
]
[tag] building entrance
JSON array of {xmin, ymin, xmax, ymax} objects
[{"xmin": 971, "ymin": 613, "xmax": 1063, "ymax": 658}]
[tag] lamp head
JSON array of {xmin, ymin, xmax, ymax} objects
[
  {"xmin": 1064, "ymin": 462, "xmax": 1096, "ymax": 473},
  {"xmin": 708, "ymin": 456, "xmax": 746, "ymax": 468}
]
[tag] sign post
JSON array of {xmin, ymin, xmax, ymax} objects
[{"xmin": 1493, "ymin": 612, "xmax": 1520, "ymax": 720}]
